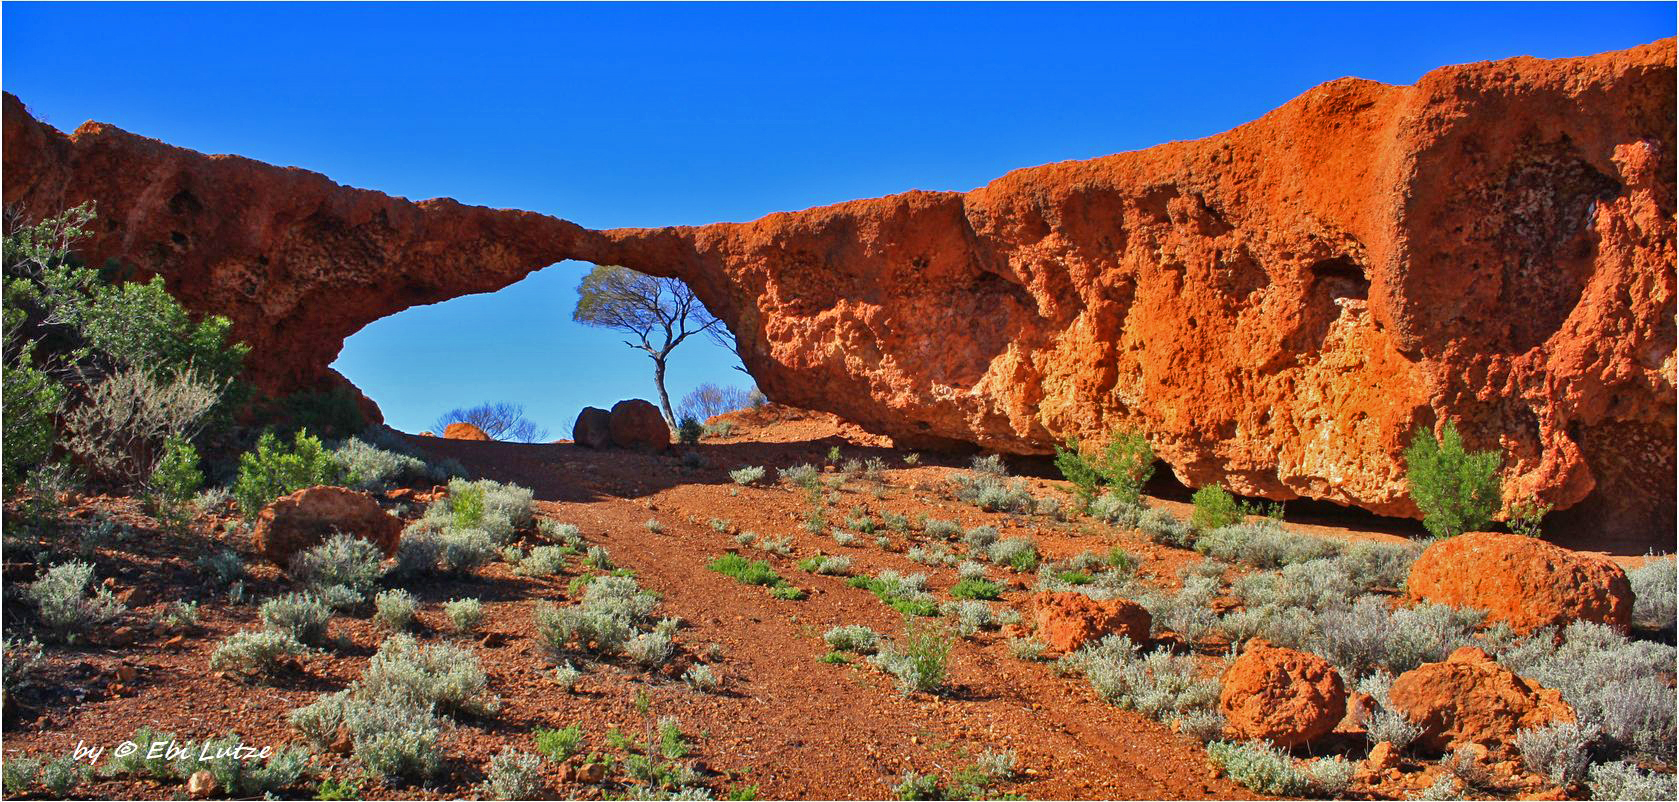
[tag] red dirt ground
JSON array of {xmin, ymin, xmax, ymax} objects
[{"xmin": 0, "ymin": 405, "xmax": 1650, "ymax": 799}]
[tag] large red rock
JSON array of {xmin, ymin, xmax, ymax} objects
[
  {"xmin": 609, "ymin": 400, "xmax": 670, "ymax": 452},
  {"xmin": 1388, "ymin": 647, "xmax": 1574, "ymax": 755},
  {"xmin": 3, "ymin": 40, "xmax": 1673, "ymax": 541},
  {"xmin": 1219, "ymin": 640, "xmax": 1347, "ymax": 748},
  {"xmin": 1029, "ymin": 592, "xmax": 1151, "ymax": 654},
  {"xmin": 1407, "ymin": 531, "xmax": 1633, "ymax": 634},
  {"xmin": 252, "ymin": 485, "xmax": 402, "ymax": 567},
  {"xmin": 442, "ymin": 422, "xmax": 491, "ymax": 441},
  {"xmin": 573, "ymin": 407, "xmax": 612, "ymax": 449}
]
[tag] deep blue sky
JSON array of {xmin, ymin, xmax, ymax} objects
[{"xmin": 5, "ymin": 3, "xmax": 1672, "ymax": 436}]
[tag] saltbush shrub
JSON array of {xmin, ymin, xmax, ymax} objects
[
  {"xmin": 870, "ymin": 619, "xmax": 952, "ymax": 695},
  {"xmin": 289, "ymin": 532, "xmax": 384, "ymax": 605},
  {"xmin": 359, "ymin": 633, "xmax": 500, "ymax": 717},
  {"xmin": 373, "ymin": 589, "xmax": 418, "ymax": 631},
  {"xmin": 730, "ymin": 465, "xmax": 766, "ymax": 485},
  {"xmin": 24, "ymin": 560, "xmax": 126, "ymax": 640},
  {"xmin": 444, "ymin": 598, "xmax": 485, "ymax": 634},
  {"xmin": 259, "ymin": 592, "xmax": 333, "ymax": 646},
  {"xmin": 824, "ymin": 625, "xmax": 882, "ymax": 654},
  {"xmin": 209, "ymin": 630, "xmax": 306, "ymax": 679},
  {"xmin": 483, "ymin": 748, "xmax": 544, "ymax": 800},
  {"xmin": 1206, "ymin": 740, "xmax": 1310, "ymax": 796},
  {"xmin": 1628, "ymin": 555, "xmax": 1676, "ymax": 632}
]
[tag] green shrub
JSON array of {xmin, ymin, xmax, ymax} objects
[
  {"xmin": 1190, "ymin": 484, "xmax": 1241, "ymax": 531},
  {"xmin": 147, "ymin": 434, "xmax": 203, "ymax": 519},
  {"xmin": 276, "ymin": 386, "xmax": 369, "ymax": 441},
  {"xmin": 209, "ymin": 630, "xmax": 306, "ymax": 679},
  {"xmin": 24, "ymin": 560, "xmax": 126, "ymax": 640},
  {"xmin": 1057, "ymin": 429, "xmax": 1155, "ymax": 506},
  {"xmin": 233, "ymin": 429, "xmax": 341, "ymax": 518},
  {"xmin": 533, "ymin": 725, "xmax": 586, "ymax": 762},
  {"xmin": 949, "ymin": 578, "xmax": 1003, "ymax": 601},
  {"xmin": 677, "ymin": 416, "xmax": 704, "ymax": 445},
  {"xmin": 1404, "ymin": 421, "xmax": 1502, "ymax": 538},
  {"xmin": 1, "ymin": 358, "xmax": 63, "ymax": 489},
  {"xmin": 259, "ymin": 592, "xmax": 333, "ymax": 646},
  {"xmin": 710, "ymin": 553, "xmax": 781, "ymax": 585},
  {"xmin": 870, "ymin": 619, "xmax": 952, "ymax": 695},
  {"xmin": 850, "ymin": 571, "xmax": 940, "ymax": 616}
]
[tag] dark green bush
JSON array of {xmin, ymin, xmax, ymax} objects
[
  {"xmin": 677, "ymin": 415, "xmax": 703, "ymax": 445},
  {"xmin": 233, "ymin": 429, "xmax": 342, "ymax": 518},
  {"xmin": 1404, "ymin": 422, "xmax": 1502, "ymax": 538},
  {"xmin": 1056, "ymin": 429, "xmax": 1156, "ymax": 506},
  {"xmin": 1191, "ymin": 484, "xmax": 1242, "ymax": 531}
]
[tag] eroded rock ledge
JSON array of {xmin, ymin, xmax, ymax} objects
[{"xmin": 4, "ymin": 39, "xmax": 1673, "ymax": 538}]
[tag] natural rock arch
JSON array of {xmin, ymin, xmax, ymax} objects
[{"xmin": 3, "ymin": 38, "xmax": 1673, "ymax": 541}]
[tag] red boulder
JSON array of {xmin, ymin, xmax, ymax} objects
[{"xmin": 252, "ymin": 486, "xmax": 402, "ymax": 567}]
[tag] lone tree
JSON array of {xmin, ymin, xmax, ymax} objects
[
  {"xmin": 573, "ymin": 264, "xmax": 720, "ymax": 426},
  {"xmin": 434, "ymin": 401, "xmax": 549, "ymax": 443}
]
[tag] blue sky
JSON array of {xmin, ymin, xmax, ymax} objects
[{"xmin": 5, "ymin": 2, "xmax": 1672, "ymax": 436}]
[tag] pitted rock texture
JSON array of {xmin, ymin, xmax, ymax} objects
[
  {"xmin": 1029, "ymin": 592, "xmax": 1151, "ymax": 654},
  {"xmin": 1219, "ymin": 639, "xmax": 1347, "ymax": 748},
  {"xmin": 1406, "ymin": 531, "xmax": 1633, "ymax": 634},
  {"xmin": 4, "ymin": 40, "xmax": 1673, "ymax": 538},
  {"xmin": 1388, "ymin": 647, "xmax": 1575, "ymax": 755}
]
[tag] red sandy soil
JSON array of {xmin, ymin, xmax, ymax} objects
[{"xmin": 0, "ymin": 405, "xmax": 1650, "ymax": 799}]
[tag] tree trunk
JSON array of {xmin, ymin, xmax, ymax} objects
[{"xmin": 652, "ymin": 357, "xmax": 676, "ymax": 428}]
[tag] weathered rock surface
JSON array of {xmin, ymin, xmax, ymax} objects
[
  {"xmin": 573, "ymin": 407, "xmax": 612, "ymax": 449},
  {"xmin": 1219, "ymin": 640, "xmax": 1347, "ymax": 747},
  {"xmin": 1029, "ymin": 592, "xmax": 1151, "ymax": 654},
  {"xmin": 442, "ymin": 422, "xmax": 491, "ymax": 441},
  {"xmin": 608, "ymin": 399, "xmax": 670, "ymax": 452},
  {"xmin": 252, "ymin": 485, "xmax": 402, "ymax": 567},
  {"xmin": 1388, "ymin": 647, "xmax": 1575, "ymax": 754},
  {"xmin": 4, "ymin": 40, "xmax": 1673, "ymax": 538},
  {"xmin": 1407, "ymin": 531, "xmax": 1633, "ymax": 633}
]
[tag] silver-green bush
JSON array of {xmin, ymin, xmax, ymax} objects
[{"xmin": 258, "ymin": 592, "xmax": 332, "ymax": 645}]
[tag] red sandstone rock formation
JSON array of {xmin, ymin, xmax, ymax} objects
[
  {"xmin": 3, "ymin": 40, "xmax": 1672, "ymax": 538},
  {"xmin": 1388, "ymin": 647, "xmax": 1575, "ymax": 755},
  {"xmin": 1028, "ymin": 592, "xmax": 1152, "ymax": 654},
  {"xmin": 443, "ymin": 422, "xmax": 492, "ymax": 441},
  {"xmin": 251, "ymin": 485, "xmax": 402, "ymax": 567},
  {"xmin": 1219, "ymin": 640, "xmax": 1347, "ymax": 748},
  {"xmin": 1407, "ymin": 531, "xmax": 1633, "ymax": 633}
]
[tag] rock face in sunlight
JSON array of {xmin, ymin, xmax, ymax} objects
[{"xmin": 3, "ymin": 39, "xmax": 1673, "ymax": 539}]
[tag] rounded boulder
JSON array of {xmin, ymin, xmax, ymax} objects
[
  {"xmin": 1388, "ymin": 647, "xmax": 1574, "ymax": 754},
  {"xmin": 609, "ymin": 399, "xmax": 670, "ymax": 452},
  {"xmin": 252, "ymin": 485, "xmax": 402, "ymax": 567},
  {"xmin": 1407, "ymin": 531, "xmax": 1632, "ymax": 634},
  {"xmin": 1219, "ymin": 639, "xmax": 1347, "ymax": 748},
  {"xmin": 1029, "ymin": 592, "xmax": 1151, "ymax": 654},
  {"xmin": 573, "ymin": 406, "xmax": 612, "ymax": 449},
  {"xmin": 443, "ymin": 422, "xmax": 491, "ymax": 441}
]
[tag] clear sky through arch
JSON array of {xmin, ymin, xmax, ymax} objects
[{"xmin": 4, "ymin": 2, "xmax": 1672, "ymax": 436}]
